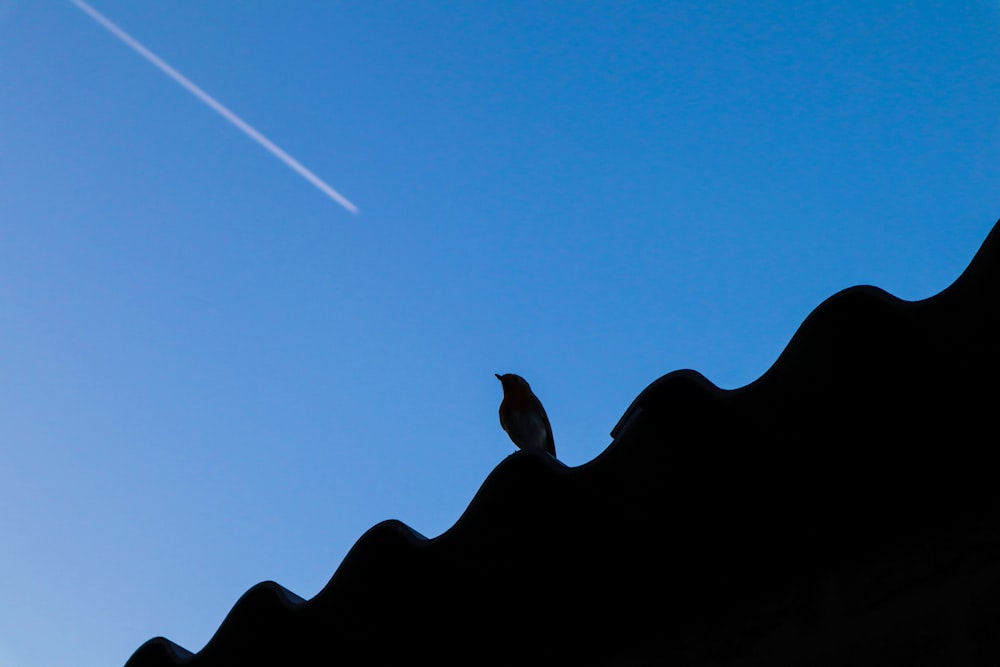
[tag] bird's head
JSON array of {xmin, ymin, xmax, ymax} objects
[
  {"xmin": 494, "ymin": 373, "xmax": 531, "ymax": 397},
  {"xmin": 495, "ymin": 373, "xmax": 530, "ymax": 392}
]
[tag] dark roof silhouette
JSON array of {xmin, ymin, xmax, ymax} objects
[{"xmin": 126, "ymin": 218, "xmax": 1000, "ymax": 666}]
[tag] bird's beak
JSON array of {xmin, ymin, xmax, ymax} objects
[{"xmin": 495, "ymin": 373, "xmax": 503, "ymax": 381}]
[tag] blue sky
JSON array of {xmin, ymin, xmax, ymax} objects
[{"xmin": 1, "ymin": 2, "xmax": 998, "ymax": 665}]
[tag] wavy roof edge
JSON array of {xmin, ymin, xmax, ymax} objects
[{"xmin": 126, "ymin": 217, "xmax": 1000, "ymax": 666}]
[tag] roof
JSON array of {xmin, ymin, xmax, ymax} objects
[{"xmin": 126, "ymin": 217, "xmax": 1000, "ymax": 666}]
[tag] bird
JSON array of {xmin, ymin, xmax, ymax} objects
[{"xmin": 495, "ymin": 373, "xmax": 556, "ymax": 457}]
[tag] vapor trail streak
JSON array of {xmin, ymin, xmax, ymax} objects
[{"xmin": 68, "ymin": 0, "xmax": 359, "ymax": 214}]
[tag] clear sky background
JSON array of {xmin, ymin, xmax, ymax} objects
[{"xmin": 0, "ymin": 2, "xmax": 997, "ymax": 666}]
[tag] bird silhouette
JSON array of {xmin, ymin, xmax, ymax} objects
[{"xmin": 495, "ymin": 373, "xmax": 556, "ymax": 457}]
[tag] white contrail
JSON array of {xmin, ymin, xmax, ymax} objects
[{"xmin": 68, "ymin": 0, "xmax": 359, "ymax": 214}]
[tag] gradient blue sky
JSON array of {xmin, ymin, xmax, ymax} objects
[{"xmin": 1, "ymin": 2, "xmax": 998, "ymax": 666}]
